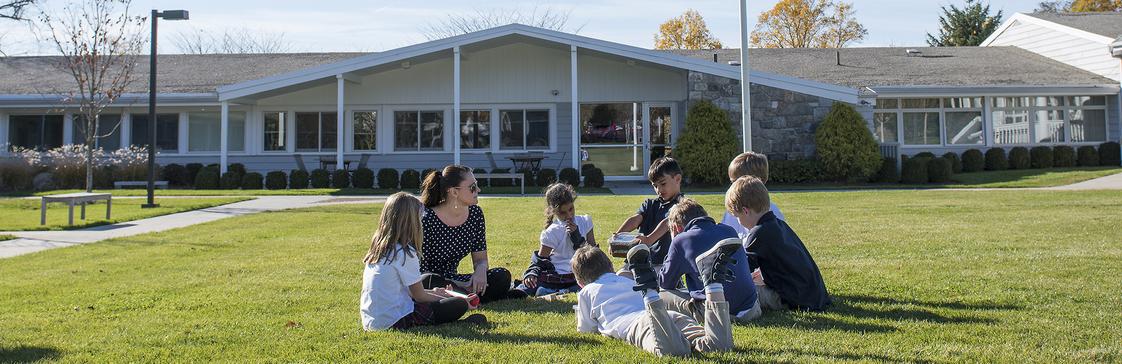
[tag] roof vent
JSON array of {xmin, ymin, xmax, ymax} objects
[
  {"xmin": 905, "ymin": 49, "xmax": 922, "ymax": 57},
  {"xmin": 728, "ymin": 60, "xmax": 741, "ymax": 66}
]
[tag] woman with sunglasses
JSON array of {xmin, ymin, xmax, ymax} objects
[{"xmin": 417, "ymin": 165, "xmax": 527, "ymax": 303}]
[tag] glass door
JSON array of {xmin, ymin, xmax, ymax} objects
[
  {"xmin": 645, "ymin": 103, "xmax": 675, "ymax": 170},
  {"xmin": 580, "ymin": 103, "xmax": 645, "ymax": 178}
]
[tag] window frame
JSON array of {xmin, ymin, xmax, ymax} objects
[
  {"xmin": 351, "ymin": 110, "xmax": 378, "ymax": 152},
  {"xmin": 262, "ymin": 111, "xmax": 289, "ymax": 153},
  {"xmin": 294, "ymin": 111, "xmax": 339, "ymax": 153},
  {"xmin": 389, "ymin": 107, "xmax": 447, "ymax": 153},
  {"xmin": 185, "ymin": 111, "xmax": 248, "ymax": 154}
]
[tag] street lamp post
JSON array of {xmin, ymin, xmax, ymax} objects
[
  {"xmin": 143, "ymin": 9, "xmax": 189, "ymax": 209},
  {"xmin": 739, "ymin": 0, "xmax": 751, "ymax": 152}
]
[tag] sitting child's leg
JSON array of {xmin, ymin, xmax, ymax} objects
[
  {"xmin": 755, "ymin": 283, "xmax": 784, "ymax": 310},
  {"xmin": 391, "ymin": 298, "xmax": 470, "ymax": 330},
  {"xmin": 623, "ymin": 245, "xmax": 692, "ymax": 357}
]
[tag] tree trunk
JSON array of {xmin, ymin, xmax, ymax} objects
[{"xmin": 85, "ymin": 113, "xmax": 97, "ymax": 193}]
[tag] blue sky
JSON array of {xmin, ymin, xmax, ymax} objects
[{"xmin": 1, "ymin": 0, "xmax": 1043, "ymax": 55}]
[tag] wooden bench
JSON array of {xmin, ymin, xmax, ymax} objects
[
  {"xmin": 114, "ymin": 181, "xmax": 168, "ymax": 189},
  {"xmin": 41, "ymin": 192, "xmax": 112, "ymax": 226},
  {"xmin": 475, "ymin": 173, "xmax": 525, "ymax": 195}
]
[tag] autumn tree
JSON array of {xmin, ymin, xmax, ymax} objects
[
  {"xmin": 172, "ymin": 27, "xmax": 290, "ymax": 54},
  {"xmin": 653, "ymin": 9, "xmax": 723, "ymax": 50},
  {"xmin": 422, "ymin": 6, "xmax": 583, "ymax": 40},
  {"xmin": 927, "ymin": 0, "xmax": 1003, "ymax": 46},
  {"xmin": 37, "ymin": 0, "xmax": 146, "ymax": 192},
  {"xmin": 750, "ymin": 0, "xmax": 867, "ymax": 48},
  {"xmin": 1035, "ymin": 0, "xmax": 1121, "ymax": 12}
]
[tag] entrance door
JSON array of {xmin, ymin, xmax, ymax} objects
[
  {"xmin": 579, "ymin": 102, "xmax": 676, "ymax": 180},
  {"xmin": 644, "ymin": 103, "xmax": 675, "ymax": 171}
]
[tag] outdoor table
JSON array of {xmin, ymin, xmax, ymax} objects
[
  {"xmin": 319, "ymin": 158, "xmax": 355, "ymax": 171},
  {"xmin": 40, "ymin": 192, "xmax": 112, "ymax": 226},
  {"xmin": 507, "ymin": 154, "xmax": 545, "ymax": 173}
]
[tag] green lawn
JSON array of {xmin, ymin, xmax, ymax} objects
[
  {"xmin": 0, "ymin": 234, "xmax": 14, "ymax": 241},
  {"xmin": 1, "ymin": 191, "xmax": 1120, "ymax": 362},
  {"xmin": 0, "ymin": 197, "xmax": 249, "ymax": 231},
  {"xmin": 682, "ymin": 167, "xmax": 1122, "ymax": 192}
]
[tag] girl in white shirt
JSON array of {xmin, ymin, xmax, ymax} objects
[
  {"xmin": 516, "ymin": 183, "xmax": 596, "ymax": 296},
  {"xmin": 360, "ymin": 192, "xmax": 486, "ymax": 331}
]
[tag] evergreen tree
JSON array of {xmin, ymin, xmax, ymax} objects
[{"xmin": 927, "ymin": 0, "xmax": 1003, "ymax": 47}]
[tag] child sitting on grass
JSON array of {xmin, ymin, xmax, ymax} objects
[
  {"xmin": 360, "ymin": 192, "xmax": 486, "ymax": 331},
  {"xmin": 726, "ymin": 176, "xmax": 831, "ymax": 312},
  {"xmin": 720, "ymin": 151, "xmax": 785, "ymax": 238},
  {"xmin": 613, "ymin": 157, "xmax": 684, "ymax": 268},
  {"xmin": 516, "ymin": 183, "xmax": 596, "ymax": 296},
  {"xmin": 573, "ymin": 243, "xmax": 738, "ymax": 357}
]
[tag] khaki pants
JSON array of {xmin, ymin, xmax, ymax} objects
[
  {"xmin": 756, "ymin": 284, "xmax": 785, "ymax": 310},
  {"xmin": 625, "ymin": 295, "xmax": 733, "ymax": 356},
  {"xmin": 660, "ymin": 289, "xmax": 762, "ymax": 323}
]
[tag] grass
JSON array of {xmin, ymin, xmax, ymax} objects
[
  {"xmin": 25, "ymin": 186, "xmax": 613, "ymax": 197},
  {"xmin": 1, "ymin": 191, "xmax": 1121, "ymax": 362},
  {"xmin": 681, "ymin": 166, "xmax": 1122, "ymax": 192},
  {"xmin": 0, "ymin": 234, "xmax": 14, "ymax": 241},
  {"xmin": 0, "ymin": 197, "xmax": 249, "ymax": 231}
]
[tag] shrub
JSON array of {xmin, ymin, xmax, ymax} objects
[
  {"xmin": 583, "ymin": 167, "xmax": 605, "ymax": 188},
  {"xmin": 1030, "ymin": 146, "xmax": 1053, "ymax": 169},
  {"xmin": 912, "ymin": 152, "xmax": 936, "ymax": 159},
  {"xmin": 228, "ymin": 163, "xmax": 247, "ymax": 176},
  {"xmin": 107, "ymin": 146, "xmax": 152, "ymax": 183},
  {"xmin": 194, "ymin": 168, "xmax": 220, "ymax": 189},
  {"xmin": 1077, "ymin": 146, "xmax": 1099, "ymax": 167},
  {"xmin": 0, "ymin": 158, "xmax": 36, "ymax": 192},
  {"xmin": 400, "ymin": 169, "xmax": 421, "ymax": 189},
  {"xmin": 873, "ymin": 158, "xmax": 899, "ymax": 183},
  {"xmin": 33, "ymin": 172, "xmax": 55, "ymax": 191},
  {"xmin": 519, "ymin": 169, "xmax": 535, "ymax": 188},
  {"xmin": 535, "ymin": 168, "xmax": 557, "ymax": 187},
  {"xmin": 472, "ymin": 168, "xmax": 489, "ymax": 187},
  {"xmin": 377, "ymin": 169, "xmax": 399, "ymax": 189},
  {"xmin": 310, "ymin": 169, "xmax": 331, "ymax": 188},
  {"xmin": 1008, "ymin": 147, "xmax": 1030, "ymax": 169},
  {"xmin": 44, "ymin": 144, "xmax": 97, "ymax": 189},
  {"xmin": 984, "ymin": 148, "xmax": 1008, "ymax": 171},
  {"xmin": 220, "ymin": 172, "xmax": 242, "ymax": 189},
  {"xmin": 1099, "ymin": 142, "xmax": 1120, "ymax": 166},
  {"xmin": 941, "ymin": 152, "xmax": 962, "ymax": 174},
  {"xmin": 186, "ymin": 163, "xmax": 203, "ymax": 186},
  {"xmin": 770, "ymin": 160, "xmax": 821, "ymax": 184},
  {"xmin": 581, "ymin": 163, "xmax": 596, "ymax": 174},
  {"xmin": 927, "ymin": 157, "xmax": 953, "ymax": 183},
  {"xmin": 901, "ymin": 157, "xmax": 929, "ymax": 184},
  {"xmin": 559, "ymin": 167, "xmax": 581, "ymax": 187},
  {"xmin": 352, "ymin": 168, "xmax": 375, "ymax": 189},
  {"xmin": 289, "ymin": 169, "xmax": 310, "ymax": 189},
  {"xmin": 265, "ymin": 171, "xmax": 287, "ymax": 190},
  {"xmin": 93, "ymin": 166, "xmax": 114, "ymax": 189},
  {"xmin": 674, "ymin": 100, "xmax": 740, "ymax": 185},
  {"xmin": 241, "ymin": 172, "xmax": 264, "ymax": 190},
  {"xmin": 1053, "ymin": 146, "xmax": 1076, "ymax": 167},
  {"xmin": 332, "ymin": 169, "xmax": 350, "ymax": 188},
  {"xmin": 490, "ymin": 168, "xmax": 512, "ymax": 187},
  {"xmin": 161, "ymin": 164, "xmax": 189, "ymax": 186},
  {"xmin": 813, "ymin": 103, "xmax": 882, "ymax": 182},
  {"xmin": 962, "ymin": 149, "xmax": 984, "ymax": 172},
  {"xmin": 421, "ymin": 168, "xmax": 437, "ymax": 183}
]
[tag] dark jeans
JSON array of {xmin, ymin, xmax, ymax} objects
[
  {"xmin": 420, "ymin": 267, "xmax": 514, "ymax": 303},
  {"xmin": 391, "ymin": 298, "xmax": 469, "ymax": 330}
]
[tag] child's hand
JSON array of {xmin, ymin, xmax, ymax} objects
[
  {"xmin": 431, "ymin": 287, "xmax": 452, "ymax": 298},
  {"xmin": 565, "ymin": 220, "xmax": 578, "ymax": 233},
  {"xmin": 752, "ymin": 269, "xmax": 764, "ymax": 285},
  {"xmin": 524, "ymin": 275, "xmax": 538, "ymax": 289},
  {"xmin": 636, "ymin": 234, "xmax": 653, "ymax": 245}
]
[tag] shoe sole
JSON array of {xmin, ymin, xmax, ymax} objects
[
  {"xmin": 626, "ymin": 244, "xmax": 651, "ymax": 267},
  {"xmin": 695, "ymin": 238, "xmax": 741, "ymax": 269}
]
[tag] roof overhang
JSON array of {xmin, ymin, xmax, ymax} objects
[
  {"xmin": 869, "ymin": 84, "xmax": 1121, "ymax": 98},
  {"xmin": 982, "ymin": 12, "xmax": 1116, "ymax": 47},
  {"xmin": 0, "ymin": 93, "xmax": 219, "ymax": 108},
  {"xmin": 216, "ymin": 24, "xmax": 859, "ymax": 104}
]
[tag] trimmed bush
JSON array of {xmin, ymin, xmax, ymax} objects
[
  {"xmin": 490, "ymin": 168, "xmax": 512, "ymax": 187},
  {"xmin": 161, "ymin": 164, "xmax": 189, "ymax": 186},
  {"xmin": 352, "ymin": 168, "xmax": 375, "ymax": 189},
  {"xmin": 913, "ymin": 152, "xmax": 936, "ymax": 159},
  {"xmin": 0, "ymin": 159, "xmax": 36, "ymax": 192},
  {"xmin": 770, "ymin": 160, "xmax": 822, "ymax": 184},
  {"xmin": 220, "ymin": 172, "xmax": 242, "ymax": 189},
  {"xmin": 985, "ymin": 148, "xmax": 1008, "ymax": 171},
  {"xmin": 332, "ymin": 169, "xmax": 350, "ymax": 188},
  {"xmin": 581, "ymin": 163, "xmax": 596, "ymax": 174},
  {"xmin": 873, "ymin": 158, "xmax": 899, "ymax": 183},
  {"xmin": 289, "ymin": 169, "xmax": 310, "ymax": 189},
  {"xmin": 310, "ymin": 169, "xmax": 331, "ymax": 188},
  {"xmin": 93, "ymin": 166, "xmax": 114, "ymax": 189},
  {"xmin": 1030, "ymin": 146, "xmax": 1053, "ymax": 169},
  {"xmin": 583, "ymin": 167, "xmax": 605, "ymax": 188},
  {"xmin": 194, "ymin": 168, "xmax": 220, "ymax": 189},
  {"xmin": 1053, "ymin": 146, "xmax": 1076, "ymax": 167},
  {"xmin": 185, "ymin": 163, "xmax": 203, "ymax": 186},
  {"xmin": 901, "ymin": 157, "xmax": 929, "ymax": 184},
  {"xmin": 814, "ymin": 102, "xmax": 882, "ymax": 182},
  {"xmin": 377, "ymin": 169, "xmax": 399, "ymax": 189},
  {"xmin": 941, "ymin": 152, "xmax": 962, "ymax": 174},
  {"xmin": 675, "ymin": 100, "xmax": 740, "ymax": 185},
  {"xmin": 536, "ymin": 168, "xmax": 557, "ymax": 187},
  {"xmin": 228, "ymin": 163, "xmax": 247, "ymax": 176},
  {"xmin": 1100, "ymin": 142, "xmax": 1121, "ymax": 166},
  {"xmin": 927, "ymin": 157, "xmax": 953, "ymax": 183},
  {"xmin": 241, "ymin": 172, "xmax": 264, "ymax": 190},
  {"xmin": 265, "ymin": 171, "xmax": 287, "ymax": 190},
  {"xmin": 421, "ymin": 168, "xmax": 437, "ymax": 183},
  {"xmin": 1077, "ymin": 146, "xmax": 1099, "ymax": 167},
  {"xmin": 962, "ymin": 149, "xmax": 985, "ymax": 172},
  {"xmin": 519, "ymin": 169, "xmax": 535, "ymax": 188},
  {"xmin": 1008, "ymin": 147, "xmax": 1030, "ymax": 170},
  {"xmin": 400, "ymin": 169, "xmax": 421, "ymax": 189},
  {"xmin": 559, "ymin": 167, "xmax": 581, "ymax": 187}
]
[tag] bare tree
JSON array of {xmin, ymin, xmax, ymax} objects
[
  {"xmin": 421, "ymin": 6, "xmax": 585, "ymax": 40},
  {"xmin": 37, "ymin": 0, "xmax": 146, "ymax": 192},
  {"xmin": 1, "ymin": 0, "xmax": 34, "ymax": 20},
  {"xmin": 171, "ymin": 27, "xmax": 290, "ymax": 54}
]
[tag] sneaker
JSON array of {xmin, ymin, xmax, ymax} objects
[
  {"xmin": 463, "ymin": 313, "xmax": 488, "ymax": 326},
  {"xmin": 506, "ymin": 289, "xmax": 529, "ymax": 299},
  {"xmin": 695, "ymin": 238, "xmax": 740, "ymax": 286},
  {"xmin": 626, "ymin": 244, "xmax": 659, "ymax": 292}
]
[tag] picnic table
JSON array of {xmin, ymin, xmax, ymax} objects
[
  {"xmin": 319, "ymin": 158, "xmax": 355, "ymax": 171},
  {"xmin": 41, "ymin": 192, "xmax": 112, "ymax": 226},
  {"xmin": 507, "ymin": 153, "xmax": 545, "ymax": 173}
]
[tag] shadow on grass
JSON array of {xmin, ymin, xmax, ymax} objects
[
  {"xmin": 416, "ymin": 319, "xmax": 600, "ymax": 347},
  {"xmin": 837, "ymin": 294, "xmax": 1022, "ymax": 311},
  {"xmin": 747, "ymin": 294, "xmax": 1005, "ymax": 334},
  {"xmin": 718, "ymin": 346, "xmax": 943, "ymax": 364},
  {"xmin": 482, "ymin": 299, "xmax": 576, "ymax": 315},
  {"xmin": 0, "ymin": 345, "xmax": 62, "ymax": 363}
]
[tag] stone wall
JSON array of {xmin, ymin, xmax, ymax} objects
[{"xmin": 686, "ymin": 71, "xmax": 844, "ymax": 161}]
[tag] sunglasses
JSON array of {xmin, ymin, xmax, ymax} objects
[{"xmin": 452, "ymin": 183, "xmax": 480, "ymax": 193}]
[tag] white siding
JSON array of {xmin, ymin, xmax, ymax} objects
[
  {"xmin": 989, "ymin": 19, "xmax": 1121, "ymax": 82},
  {"xmin": 578, "ymin": 51, "xmax": 687, "ymax": 102}
]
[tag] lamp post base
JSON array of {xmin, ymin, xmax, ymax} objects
[{"xmin": 140, "ymin": 204, "xmax": 160, "ymax": 209}]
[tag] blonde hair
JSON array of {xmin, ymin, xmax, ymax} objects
[
  {"xmin": 728, "ymin": 151, "xmax": 769, "ymax": 184},
  {"xmin": 725, "ymin": 176, "xmax": 771, "ymax": 215},
  {"xmin": 364, "ymin": 192, "xmax": 424, "ymax": 265},
  {"xmin": 571, "ymin": 245, "xmax": 614, "ymax": 286},
  {"xmin": 543, "ymin": 183, "xmax": 578, "ymax": 228},
  {"xmin": 667, "ymin": 198, "xmax": 708, "ymax": 231}
]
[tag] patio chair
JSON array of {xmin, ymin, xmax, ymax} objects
[{"xmin": 293, "ymin": 154, "xmax": 308, "ymax": 172}]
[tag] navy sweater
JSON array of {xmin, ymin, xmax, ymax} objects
[
  {"xmin": 659, "ymin": 217, "xmax": 758, "ymax": 315},
  {"xmin": 744, "ymin": 211, "xmax": 831, "ymax": 311}
]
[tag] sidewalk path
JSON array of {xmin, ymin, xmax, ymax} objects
[
  {"xmin": 0, "ymin": 195, "xmax": 386, "ymax": 259},
  {"xmin": 1048, "ymin": 171, "xmax": 1122, "ymax": 190}
]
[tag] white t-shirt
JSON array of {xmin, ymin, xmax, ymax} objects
[
  {"xmin": 720, "ymin": 202, "xmax": 785, "ymax": 239},
  {"xmin": 360, "ymin": 246, "xmax": 422, "ymax": 331},
  {"xmin": 540, "ymin": 215, "xmax": 593, "ymax": 275},
  {"xmin": 576, "ymin": 273, "xmax": 646, "ymax": 340}
]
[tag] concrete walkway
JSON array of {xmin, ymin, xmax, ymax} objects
[
  {"xmin": 1049, "ymin": 171, "xmax": 1122, "ymax": 190},
  {"xmin": 0, "ymin": 195, "xmax": 386, "ymax": 259}
]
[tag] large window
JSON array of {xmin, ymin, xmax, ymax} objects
[
  {"xmin": 187, "ymin": 112, "xmax": 245, "ymax": 152},
  {"xmin": 264, "ymin": 111, "xmax": 286, "ymax": 151},
  {"xmin": 580, "ymin": 103, "xmax": 638, "ymax": 145},
  {"xmin": 295, "ymin": 112, "xmax": 337, "ymax": 152},
  {"xmin": 394, "ymin": 110, "xmax": 443, "ymax": 151},
  {"xmin": 1068, "ymin": 96, "xmax": 1107, "ymax": 143},
  {"xmin": 353, "ymin": 111, "xmax": 377, "ymax": 151},
  {"xmin": 8, "ymin": 115, "xmax": 63, "ymax": 151},
  {"xmin": 130, "ymin": 113, "xmax": 179, "ymax": 152},
  {"xmin": 72, "ymin": 114, "xmax": 122, "ymax": 150},
  {"xmin": 991, "ymin": 95, "xmax": 1107, "ymax": 145},
  {"xmin": 872, "ymin": 113, "xmax": 898, "ymax": 143},
  {"xmin": 902, "ymin": 112, "xmax": 941, "ymax": 145},
  {"xmin": 942, "ymin": 97, "xmax": 983, "ymax": 146},
  {"xmin": 500, "ymin": 109, "xmax": 549, "ymax": 150},
  {"xmin": 460, "ymin": 110, "xmax": 490, "ymax": 150}
]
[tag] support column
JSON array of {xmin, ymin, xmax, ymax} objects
[
  {"xmin": 739, "ymin": 0, "xmax": 752, "ymax": 152},
  {"xmin": 336, "ymin": 75, "xmax": 345, "ymax": 171},
  {"xmin": 453, "ymin": 46, "xmax": 462, "ymax": 165},
  {"xmin": 570, "ymin": 45, "xmax": 579, "ymax": 170},
  {"xmin": 63, "ymin": 113, "xmax": 74, "ymax": 145},
  {"xmin": 220, "ymin": 101, "xmax": 229, "ymax": 174}
]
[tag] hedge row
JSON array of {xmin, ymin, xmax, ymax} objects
[{"xmin": 164, "ymin": 165, "xmax": 599, "ymax": 190}]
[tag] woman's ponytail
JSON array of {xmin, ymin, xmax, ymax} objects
[{"xmin": 420, "ymin": 169, "xmax": 444, "ymax": 208}]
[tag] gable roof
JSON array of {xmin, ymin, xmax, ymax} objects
[{"xmin": 1026, "ymin": 11, "xmax": 1122, "ymax": 39}]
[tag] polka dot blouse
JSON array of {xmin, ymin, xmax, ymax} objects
[{"xmin": 420, "ymin": 204, "xmax": 487, "ymax": 282}]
